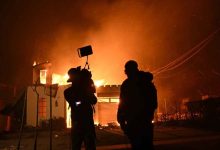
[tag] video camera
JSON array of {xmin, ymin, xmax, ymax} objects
[
  {"xmin": 75, "ymin": 66, "xmax": 92, "ymax": 80},
  {"xmin": 65, "ymin": 45, "xmax": 96, "ymax": 108}
]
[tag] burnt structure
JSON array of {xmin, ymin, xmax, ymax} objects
[
  {"xmin": 186, "ymin": 97, "xmax": 220, "ymax": 121},
  {"xmin": 33, "ymin": 62, "xmax": 52, "ymax": 85}
]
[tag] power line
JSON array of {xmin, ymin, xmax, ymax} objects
[
  {"xmin": 153, "ymin": 38, "xmax": 210, "ymax": 74},
  {"xmin": 152, "ymin": 27, "xmax": 220, "ymax": 76},
  {"xmin": 163, "ymin": 38, "xmax": 212, "ymax": 72},
  {"xmin": 212, "ymin": 69, "xmax": 220, "ymax": 76}
]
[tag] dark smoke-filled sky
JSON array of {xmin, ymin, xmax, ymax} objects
[{"xmin": 0, "ymin": 0, "xmax": 220, "ymax": 102}]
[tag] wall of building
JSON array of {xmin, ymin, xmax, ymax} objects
[
  {"xmin": 26, "ymin": 85, "xmax": 67, "ymax": 126},
  {"xmin": 95, "ymin": 102, "xmax": 118, "ymax": 125},
  {"xmin": 26, "ymin": 85, "xmax": 120, "ymax": 127}
]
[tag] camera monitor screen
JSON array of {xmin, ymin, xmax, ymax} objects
[{"xmin": 77, "ymin": 45, "xmax": 93, "ymax": 57}]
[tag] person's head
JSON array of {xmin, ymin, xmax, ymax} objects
[
  {"xmin": 124, "ymin": 60, "xmax": 139, "ymax": 78},
  {"xmin": 67, "ymin": 67, "xmax": 80, "ymax": 83}
]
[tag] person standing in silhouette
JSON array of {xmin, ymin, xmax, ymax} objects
[
  {"xmin": 64, "ymin": 67, "xmax": 97, "ymax": 150},
  {"xmin": 117, "ymin": 60, "xmax": 157, "ymax": 150}
]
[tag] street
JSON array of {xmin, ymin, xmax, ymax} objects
[{"xmin": 1, "ymin": 126, "xmax": 220, "ymax": 150}]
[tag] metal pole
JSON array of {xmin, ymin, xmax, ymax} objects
[
  {"xmin": 34, "ymin": 90, "xmax": 39, "ymax": 150},
  {"xmin": 17, "ymin": 90, "xmax": 27, "ymax": 150},
  {"xmin": 164, "ymin": 98, "xmax": 167, "ymax": 122},
  {"xmin": 164, "ymin": 98, "xmax": 167, "ymax": 114},
  {"xmin": 50, "ymin": 85, "xmax": 52, "ymax": 150}
]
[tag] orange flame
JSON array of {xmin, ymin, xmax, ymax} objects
[
  {"xmin": 52, "ymin": 74, "xmax": 69, "ymax": 85},
  {"xmin": 94, "ymin": 79, "xmax": 105, "ymax": 87},
  {"xmin": 40, "ymin": 70, "xmax": 47, "ymax": 84}
]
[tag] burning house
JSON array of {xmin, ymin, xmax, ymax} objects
[{"xmin": 26, "ymin": 62, "xmax": 120, "ymax": 128}]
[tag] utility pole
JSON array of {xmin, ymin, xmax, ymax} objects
[{"xmin": 49, "ymin": 85, "xmax": 53, "ymax": 150}]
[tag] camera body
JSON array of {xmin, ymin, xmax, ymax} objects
[
  {"xmin": 64, "ymin": 45, "xmax": 96, "ymax": 114},
  {"xmin": 69, "ymin": 67, "xmax": 96, "ymax": 106},
  {"xmin": 69, "ymin": 66, "xmax": 95, "ymax": 92}
]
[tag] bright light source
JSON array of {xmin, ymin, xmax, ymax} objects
[
  {"xmin": 52, "ymin": 74, "xmax": 70, "ymax": 85},
  {"xmin": 94, "ymin": 79, "xmax": 105, "ymax": 87},
  {"xmin": 40, "ymin": 70, "xmax": 47, "ymax": 84},
  {"xmin": 33, "ymin": 61, "xmax": 37, "ymax": 66},
  {"xmin": 66, "ymin": 103, "xmax": 71, "ymax": 128}
]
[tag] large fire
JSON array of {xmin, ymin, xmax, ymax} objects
[
  {"xmin": 39, "ymin": 71, "xmax": 70, "ymax": 85},
  {"xmin": 52, "ymin": 74, "xmax": 69, "ymax": 85},
  {"xmin": 39, "ymin": 68, "xmax": 105, "ymax": 87},
  {"xmin": 94, "ymin": 79, "xmax": 105, "ymax": 87}
]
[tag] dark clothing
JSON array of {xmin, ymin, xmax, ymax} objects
[
  {"xmin": 64, "ymin": 86, "xmax": 96, "ymax": 122},
  {"xmin": 71, "ymin": 121, "xmax": 96, "ymax": 150},
  {"xmin": 64, "ymin": 78, "xmax": 97, "ymax": 150},
  {"xmin": 117, "ymin": 71, "xmax": 157, "ymax": 150},
  {"xmin": 126, "ymin": 121, "xmax": 154, "ymax": 150}
]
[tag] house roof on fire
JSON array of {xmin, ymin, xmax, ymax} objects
[{"xmin": 96, "ymin": 85, "xmax": 120, "ymax": 97}]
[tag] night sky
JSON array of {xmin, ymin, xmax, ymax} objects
[{"xmin": 0, "ymin": 0, "xmax": 220, "ymax": 103}]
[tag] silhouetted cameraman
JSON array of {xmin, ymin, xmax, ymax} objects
[{"xmin": 64, "ymin": 67, "xmax": 97, "ymax": 150}]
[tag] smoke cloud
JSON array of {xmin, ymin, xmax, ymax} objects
[{"xmin": 0, "ymin": 0, "xmax": 220, "ymax": 101}]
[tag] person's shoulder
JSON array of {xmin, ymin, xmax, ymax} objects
[
  {"xmin": 64, "ymin": 87, "xmax": 73, "ymax": 100},
  {"xmin": 120, "ymin": 79, "xmax": 130, "ymax": 91},
  {"xmin": 139, "ymin": 71, "xmax": 153, "ymax": 82},
  {"xmin": 121, "ymin": 79, "xmax": 129, "ymax": 86},
  {"xmin": 64, "ymin": 86, "xmax": 72, "ymax": 94}
]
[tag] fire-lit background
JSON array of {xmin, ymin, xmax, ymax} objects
[{"xmin": 0, "ymin": 0, "xmax": 220, "ymax": 109}]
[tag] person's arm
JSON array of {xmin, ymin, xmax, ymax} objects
[
  {"xmin": 87, "ymin": 93, "xmax": 97, "ymax": 105},
  {"xmin": 117, "ymin": 83, "xmax": 128, "ymax": 132},
  {"xmin": 117, "ymin": 84, "xmax": 125, "ymax": 123},
  {"xmin": 64, "ymin": 87, "xmax": 72, "ymax": 103},
  {"xmin": 64, "ymin": 87, "xmax": 77, "ymax": 108},
  {"xmin": 87, "ymin": 79, "xmax": 97, "ymax": 105}
]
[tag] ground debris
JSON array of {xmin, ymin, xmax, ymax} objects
[{"xmin": 0, "ymin": 145, "xmax": 24, "ymax": 150}]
